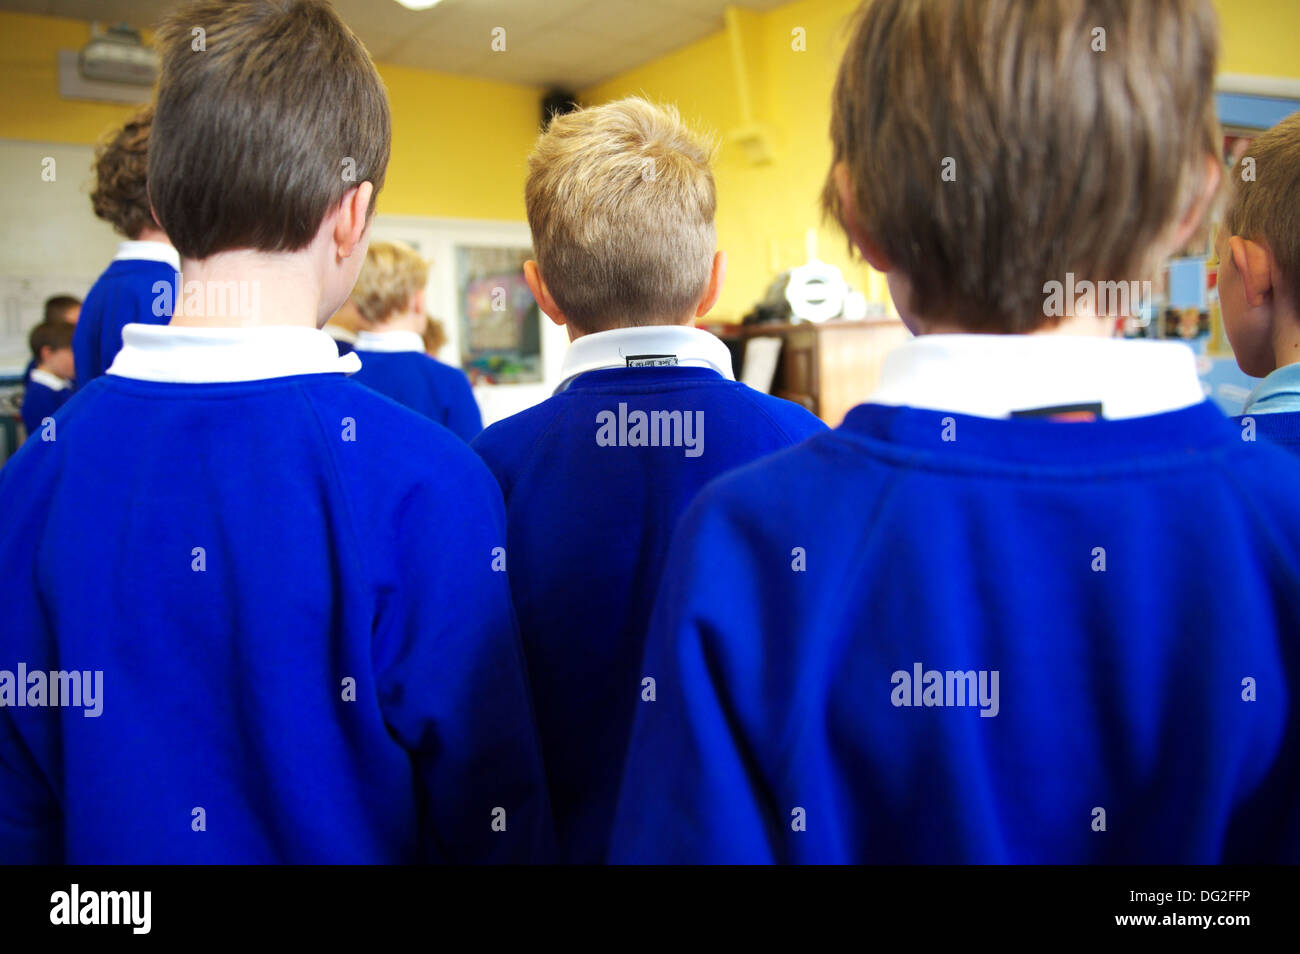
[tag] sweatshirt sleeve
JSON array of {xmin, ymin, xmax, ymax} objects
[
  {"xmin": 0, "ymin": 451, "xmax": 64, "ymax": 864},
  {"xmin": 607, "ymin": 491, "xmax": 779, "ymax": 864},
  {"xmin": 369, "ymin": 456, "xmax": 554, "ymax": 863},
  {"xmin": 444, "ymin": 370, "xmax": 484, "ymax": 443}
]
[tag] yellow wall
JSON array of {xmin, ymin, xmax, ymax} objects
[
  {"xmin": 0, "ymin": 10, "xmax": 540, "ymax": 222},
  {"xmin": 587, "ymin": 0, "xmax": 1300, "ymax": 322},
  {"xmin": 2, "ymin": 0, "xmax": 1299, "ymax": 320}
]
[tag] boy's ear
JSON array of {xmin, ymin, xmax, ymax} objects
[
  {"xmin": 694, "ymin": 251, "xmax": 727, "ymax": 319},
  {"xmin": 1169, "ymin": 154, "xmax": 1223, "ymax": 253},
  {"xmin": 334, "ymin": 182, "xmax": 374, "ymax": 259},
  {"xmin": 524, "ymin": 260, "xmax": 567, "ymax": 328},
  {"xmin": 833, "ymin": 162, "xmax": 893, "ymax": 273},
  {"xmin": 414, "ymin": 288, "xmax": 426, "ymax": 315},
  {"xmin": 1228, "ymin": 235, "xmax": 1275, "ymax": 309}
]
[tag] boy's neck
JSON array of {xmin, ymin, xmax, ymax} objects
[
  {"xmin": 365, "ymin": 309, "xmax": 423, "ymax": 335},
  {"xmin": 134, "ymin": 226, "xmax": 171, "ymax": 246},
  {"xmin": 568, "ymin": 316, "xmax": 694, "ymax": 343},
  {"xmin": 171, "ymin": 250, "xmax": 321, "ymax": 329},
  {"xmin": 1270, "ymin": 307, "xmax": 1300, "ymax": 373},
  {"xmin": 34, "ymin": 362, "xmax": 69, "ymax": 382}
]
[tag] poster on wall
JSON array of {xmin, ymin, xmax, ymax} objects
[{"xmin": 456, "ymin": 246, "xmax": 542, "ymax": 384}]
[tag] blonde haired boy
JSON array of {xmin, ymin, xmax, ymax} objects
[
  {"xmin": 349, "ymin": 240, "xmax": 482, "ymax": 440},
  {"xmin": 1220, "ymin": 111, "xmax": 1300, "ymax": 451},
  {"xmin": 472, "ymin": 96, "xmax": 825, "ymax": 864}
]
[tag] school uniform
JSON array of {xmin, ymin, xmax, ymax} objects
[
  {"xmin": 19, "ymin": 368, "xmax": 73, "ymax": 435},
  {"xmin": 0, "ymin": 323, "xmax": 551, "ymax": 864},
  {"xmin": 1232, "ymin": 361, "xmax": 1300, "ymax": 453},
  {"xmin": 610, "ymin": 333, "xmax": 1300, "ymax": 864},
  {"xmin": 72, "ymin": 240, "xmax": 180, "ymax": 385},
  {"xmin": 472, "ymin": 324, "xmax": 826, "ymax": 863},
  {"xmin": 351, "ymin": 330, "xmax": 482, "ymax": 441}
]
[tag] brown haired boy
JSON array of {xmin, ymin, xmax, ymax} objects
[
  {"xmin": 0, "ymin": 0, "xmax": 550, "ymax": 863},
  {"xmin": 1220, "ymin": 111, "xmax": 1300, "ymax": 449},
  {"xmin": 611, "ymin": 0, "xmax": 1300, "ymax": 863},
  {"xmin": 472, "ymin": 97, "xmax": 825, "ymax": 863},
  {"xmin": 72, "ymin": 104, "xmax": 179, "ymax": 383},
  {"xmin": 20, "ymin": 320, "xmax": 75, "ymax": 437}
]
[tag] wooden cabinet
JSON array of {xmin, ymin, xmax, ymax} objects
[{"xmin": 709, "ymin": 318, "xmax": 911, "ymax": 426}]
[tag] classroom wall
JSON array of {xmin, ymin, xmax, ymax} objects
[
  {"xmin": 1, "ymin": 0, "xmax": 1299, "ymax": 326},
  {"xmin": 584, "ymin": 0, "xmax": 1300, "ymax": 322},
  {"xmin": 0, "ymin": 10, "xmax": 540, "ymax": 223}
]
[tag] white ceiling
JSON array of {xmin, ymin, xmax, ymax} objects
[{"xmin": 0, "ymin": 0, "xmax": 791, "ymax": 89}]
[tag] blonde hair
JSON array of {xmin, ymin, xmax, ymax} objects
[
  {"xmin": 525, "ymin": 97, "xmax": 717, "ymax": 335},
  {"xmin": 351, "ymin": 240, "xmax": 429, "ymax": 324},
  {"xmin": 824, "ymin": 0, "xmax": 1220, "ymax": 333},
  {"xmin": 1225, "ymin": 111, "xmax": 1300, "ymax": 310}
]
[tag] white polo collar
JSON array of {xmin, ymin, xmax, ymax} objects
[
  {"xmin": 29, "ymin": 368, "xmax": 72, "ymax": 391},
  {"xmin": 556, "ymin": 325, "xmax": 734, "ymax": 393},
  {"xmin": 113, "ymin": 240, "xmax": 181, "ymax": 270},
  {"xmin": 107, "ymin": 323, "xmax": 361, "ymax": 383},
  {"xmin": 869, "ymin": 333, "xmax": 1205, "ymax": 420},
  {"xmin": 354, "ymin": 330, "xmax": 425, "ymax": 353}
]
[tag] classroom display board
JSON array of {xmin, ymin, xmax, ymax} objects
[{"xmin": 0, "ymin": 139, "xmax": 120, "ymax": 374}]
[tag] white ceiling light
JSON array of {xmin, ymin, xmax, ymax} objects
[{"xmin": 393, "ymin": 0, "xmax": 444, "ymax": 9}]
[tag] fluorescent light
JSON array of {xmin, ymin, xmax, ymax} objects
[{"xmin": 394, "ymin": 0, "xmax": 444, "ymax": 9}]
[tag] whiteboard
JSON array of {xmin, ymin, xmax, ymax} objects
[{"xmin": 0, "ymin": 138, "xmax": 121, "ymax": 374}]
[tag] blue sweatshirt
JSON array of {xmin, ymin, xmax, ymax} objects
[
  {"xmin": 19, "ymin": 372, "xmax": 73, "ymax": 436},
  {"xmin": 352, "ymin": 349, "xmax": 483, "ymax": 442},
  {"xmin": 610, "ymin": 401, "xmax": 1300, "ymax": 863},
  {"xmin": 73, "ymin": 258, "xmax": 178, "ymax": 384},
  {"xmin": 1234, "ymin": 411, "xmax": 1300, "ymax": 455},
  {"xmin": 473, "ymin": 362, "xmax": 825, "ymax": 863},
  {"xmin": 0, "ymin": 342, "xmax": 551, "ymax": 863}
]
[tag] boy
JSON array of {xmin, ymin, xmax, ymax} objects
[
  {"xmin": 350, "ymin": 240, "xmax": 482, "ymax": 441},
  {"xmin": 472, "ymin": 98, "xmax": 825, "ymax": 863},
  {"xmin": 0, "ymin": 0, "xmax": 550, "ymax": 864},
  {"xmin": 43, "ymin": 295, "xmax": 81, "ymax": 326},
  {"xmin": 1220, "ymin": 111, "xmax": 1300, "ymax": 450},
  {"xmin": 20, "ymin": 321, "xmax": 75, "ymax": 436},
  {"xmin": 72, "ymin": 105, "xmax": 179, "ymax": 384},
  {"xmin": 610, "ymin": 0, "xmax": 1300, "ymax": 863}
]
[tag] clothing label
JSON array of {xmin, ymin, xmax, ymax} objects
[
  {"xmin": 1009, "ymin": 402, "xmax": 1103, "ymax": 421},
  {"xmin": 625, "ymin": 354, "xmax": 679, "ymax": 368}
]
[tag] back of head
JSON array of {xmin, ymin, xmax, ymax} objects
[
  {"xmin": 825, "ymin": 0, "xmax": 1220, "ymax": 333},
  {"xmin": 351, "ymin": 240, "xmax": 429, "ymax": 324},
  {"xmin": 1224, "ymin": 111, "xmax": 1300, "ymax": 311},
  {"xmin": 43, "ymin": 295, "xmax": 81, "ymax": 325},
  {"xmin": 91, "ymin": 105, "xmax": 155, "ymax": 240},
  {"xmin": 525, "ymin": 97, "xmax": 717, "ymax": 335},
  {"xmin": 150, "ymin": 0, "xmax": 391, "ymax": 260},
  {"xmin": 29, "ymin": 320, "xmax": 74, "ymax": 362}
]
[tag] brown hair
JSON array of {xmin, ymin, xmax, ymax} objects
[
  {"xmin": 150, "ymin": 0, "xmax": 391, "ymax": 260},
  {"xmin": 351, "ymin": 240, "xmax": 429, "ymax": 324},
  {"xmin": 91, "ymin": 105, "xmax": 156, "ymax": 240},
  {"xmin": 525, "ymin": 97, "xmax": 717, "ymax": 335},
  {"xmin": 423, "ymin": 316, "xmax": 447, "ymax": 356},
  {"xmin": 43, "ymin": 295, "xmax": 81, "ymax": 324},
  {"xmin": 1224, "ymin": 111, "xmax": 1300, "ymax": 311},
  {"xmin": 824, "ymin": 0, "xmax": 1220, "ymax": 332},
  {"xmin": 29, "ymin": 320, "xmax": 74, "ymax": 362}
]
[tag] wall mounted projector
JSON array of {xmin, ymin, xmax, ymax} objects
[{"xmin": 78, "ymin": 24, "xmax": 158, "ymax": 87}]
